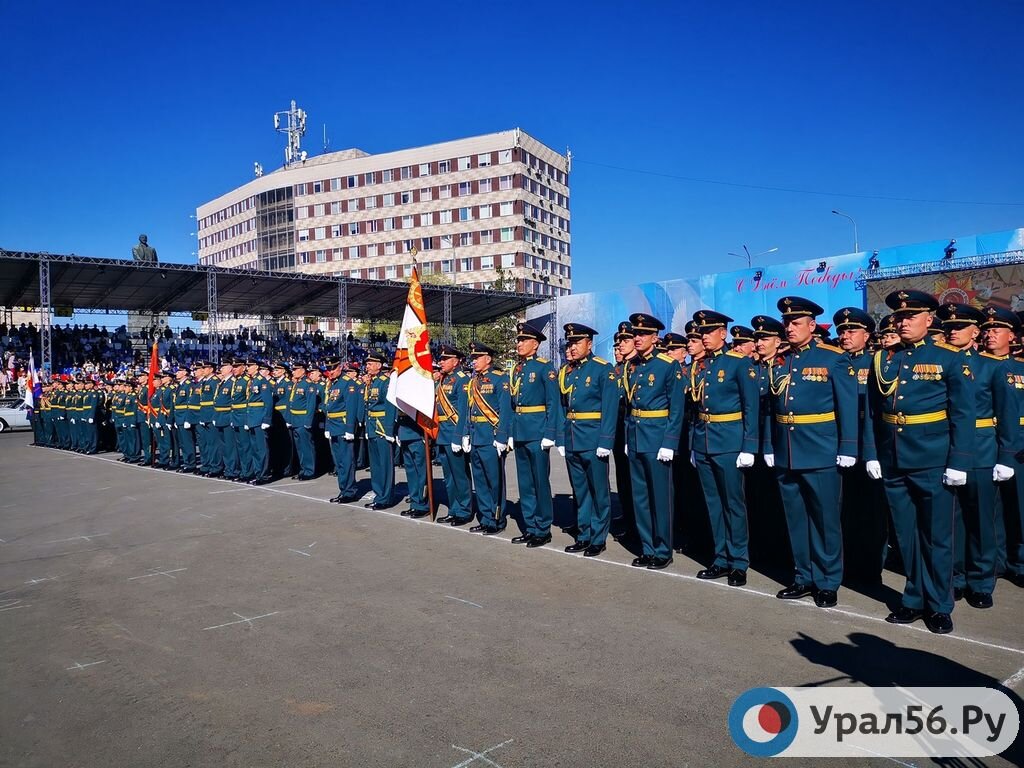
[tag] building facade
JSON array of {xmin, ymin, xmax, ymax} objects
[{"xmin": 195, "ymin": 129, "xmax": 571, "ymax": 298}]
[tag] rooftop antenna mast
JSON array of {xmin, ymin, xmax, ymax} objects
[
  {"xmin": 323, "ymin": 124, "xmax": 330, "ymax": 153},
  {"xmin": 273, "ymin": 99, "xmax": 308, "ymax": 167}
]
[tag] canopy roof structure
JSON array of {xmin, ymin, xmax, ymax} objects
[{"xmin": 1, "ymin": 249, "xmax": 550, "ymax": 370}]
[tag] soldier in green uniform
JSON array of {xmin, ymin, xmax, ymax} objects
[
  {"xmin": 508, "ymin": 322, "xmax": 562, "ymax": 544},
  {"xmin": 623, "ymin": 312, "xmax": 685, "ymax": 569},
  {"xmin": 121, "ymin": 378, "xmax": 140, "ymax": 462},
  {"xmin": 213, "ymin": 360, "xmax": 237, "ymax": 478},
  {"xmin": 228, "ymin": 359, "xmax": 250, "ymax": 481},
  {"xmin": 154, "ymin": 371, "xmax": 174, "ymax": 468},
  {"xmin": 464, "ymin": 342, "xmax": 512, "ymax": 533},
  {"xmin": 288, "ymin": 361, "xmax": 317, "ymax": 481},
  {"xmin": 174, "ymin": 365, "xmax": 198, "ymax": 474},
  {"xmin": 361, "ymin": 352, "xmax": 397, "ymax": 507},
  {"xmin": 730, "ymin": 325, "xmax": 756, "ymax": 358},
  {"xmin": 610, "ymin": 321, "xmax": 637, "ymax": 541},
  {"xmin": 1000, "ymin": 312, "xmax": 1024, "ymax": 587},
  {"xmin": 270, "ymin": 362, "xmax": 293, "ymax": 479},
  {"xmin": 51, "ymin": 381, "xmax": 68, "ymax": 450},
  {"xmin": 323, "ymin": 358, "xmax": 361, "ymax": 502},
  {"xmin": 246, "ymin": 360, "xmax": 275, "ymax": 484},
  {"xmin": 197, "ymin": 361, "xmax": 222, "ymax": 477},
  {"xmin": 763, "ymin": 297, "xmax": 858, "ymax": 608},
  {"xmin": 864, "ymin": 290, "xmax": 976, "ymax": 634},
  {"xmin": 81, "ymin": 379, "xmax": 100, "ymax": 454},
  {"xmin": 690, "ymin": 309, "xmax": 761, "ymax": 586},
  {"xmin": 434, "ymin": 346, "xmax": 473, "ymax": 526}
]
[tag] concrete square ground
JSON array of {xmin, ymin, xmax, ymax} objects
[{"xmin": 1, "ymin": 433, "xmax": 1021, "ymax": 767}]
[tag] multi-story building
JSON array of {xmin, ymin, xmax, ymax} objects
[{"xmin": 195, "ymin": 129, "xmax": 571, "ymax": 298}]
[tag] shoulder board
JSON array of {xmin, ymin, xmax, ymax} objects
[
  {"xmin": 933, "ymin": 340, "xmax": 960, "ymax": 352},
  {"xmin": 817, "ymin": 343, "xmax": 843, "ymax": 354},
  {"xmin": 725, "ymin": 350, "xmax": 746, "ymax": 359},
  {"xmin": 491, "ymin": 368, "xmax": 505, "ymax": 375},
  {"xmin": 656, "ymin": 353, "xmax": 674, "ymax": 363},
  {"xmin": 593, "ymin": 356, "xmax": 609, "ymax": 365},
  {"xmin": 979, "ymin": 351, "xmax": 1005, "ymax": 360},
  {"xmin": 456, "ymin": 371, "xmax": 467, "ymax": 378},
  {"xmin": 536, "ymin": 357, "xmax": 549, "ymax": 364}
]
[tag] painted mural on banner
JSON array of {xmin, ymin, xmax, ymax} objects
[
  {"xmin": 866, "ymin": 265, "xmax": 1024, "ymax": 321},
  {"xmin": 529, "ymin": 228, "xmax": 1024, "ymax": 362}
]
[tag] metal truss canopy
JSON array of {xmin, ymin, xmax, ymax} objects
[
  {"xmin": 0, "ymin": 249, "xmax": 543, "ymax": 326},
  {"xmin": 856, "ymin": 249, "xmax": 1024, "ymax": 288}
]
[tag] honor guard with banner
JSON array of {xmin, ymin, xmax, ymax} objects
[
  {"xmin": 464, "ymin": 342, "xmax": 512, "ymax": 534},
  {"xmin": 435, "ymin": 346, "xmax": 473, "ymax": 526},
  {"xmin": 558, "ymin": 323, "xmax": 619, "ymax": 555},
  {"xmin": 764, "ymin": 296, "xmax": 858, "ymax": 608},
  {"xmin": 509, "ymin": 322, "xmax": 562, "ymax": 546},
  {"xmin": 864, "ymin": 289, "xmax": 976, "ymax": 635},
  {"xmin": 323, "ymin": 357, "xmax": 361, "ymax": 503},
  {"xmin": 362, "ymin": 351, "xmax": 397, "ymax": 509},
  {"xmin": 622, "ymin": 312, "xmax": 685, "ymax": 570},
  {"xmin": 690, "ymin": 309, "xmax": 761, "ymax": 586}
]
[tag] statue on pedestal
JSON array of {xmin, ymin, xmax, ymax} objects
[{"xmin": 132, "ymin": 234, "xmax": 158, "ymax": 263}]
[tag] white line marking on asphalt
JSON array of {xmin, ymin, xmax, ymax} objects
[
  {"xmin": 307, "ymin": 541, "xmax": 316, "ymax": 548},
  {"xmin": 198, "ymin": 513, "xmax": 215, "ymax": 519},
  {"xmin": 202, "ymin": 611, "xmax": 279, "ymax": 631},
  {"xmin": 845, "ymin": 744, "xmax": 918, "ymax": 767},
  {"xmin": 445, "ymin": 595, "xmax": 484, "ymax": 609},
  {"xmin": 208, "ymin": 487, "xmax": 249, "ymax": 494},
  {"xmin": 449, "ymin": 739, "xmax": 513, "ymax": 768},
  {"xmin": 0, "ymin": 599, "xmax": 30, "ymax": 612},
  {"xmin": 24, "ymin": 574, "xmax": 65, "ymax": 585},
  {"xmin": 94, "ymin": 486, "xmax": 111, "ymax": 491},
  {"xmin": 1001, "ymin": 665, "xmax": 1024, "ymax": 689},
  {"xmin": 127, "ymin": 567, "xmax": 187, "ymax": 581},
  {"xmin": 288, "ymin": 548, "xmax": 312, "ymax": 557},
  {"xmin": 43, "ymin": 533, "xmax": 109, "ymax": 544},
  {"xmin": 0, "ymin": 538, "xmax": 6, "ymax": 543},
  {"xmin": 65, "ymin": 660, "xmax": 107, "ymax": 671},
  {"xmin": 124, "ymin": 496, "xmax": 137, "ymax": 501},
  {"xmin": 76, "ymin": 452, "xmax": 1024, "ymax": 658}
]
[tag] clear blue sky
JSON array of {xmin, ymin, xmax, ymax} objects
[{"xmin": 2, "ymin": 1, "xmax": 1022, "ymax": 294}]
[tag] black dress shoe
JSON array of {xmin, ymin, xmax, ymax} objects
[
  {"xmin": 511, "ymin": 534, "xmax": 533, "ymax": 544},
  {"xmin": 480, "ymin": 526, "xmax": 502, "ymax": 535},
  {"xmin": 290, "ymin": 474, "xmax": 299, "ymax": 480},
  {"xmin": 297, "ymin": 475, "xmax": 314, "ymax": 481},
  {"xmin": 408, "ymin": 509, "xmax": 430, "ymax": 519},
  {"xmin": 885, "ymin": 607, "xmax": 924, "ymax": 625},
  {"xmin": 400, "ymin": 508, "xmax": 413, "ymax": 516},
  {"xmin": 526, "ymin": 534, "xmax": 551, "ymax": 548},
  {"xmin": 777, "ymin": 583, "xmax": 816, "ymax": 600},
  {"xmin": 564, "ymin": 541, "xmax": 590, "ymax": 553},
  {"xmin": 584, "ymin": 544, "xmax": 606, "ymax": 557},
  {"xmin": 469, "ymin": 524, "xmax": 486, "ymax": 533},
  {"xmin": 953, "ymin": 587, "xmax": 965, "ymax": 601},
  {"xmin": 814, "ymin": 589, "xmax": 838, "ymax": 607},
  {"xmin": 647, "ymin": 557, "xmax": 673, "ymax": 570},
  {"xmin": 436, "ymin": 515, "xmax": 454, "ymax": 524},
  {"xmin": 329, "ymin": 495, "xmax": 344, "ymax": 503},
  {"xmin": 966, "ymin": 591, "xmax": 993, "ymax": 609},
  {"xmin": 728, "ymin": 569, "xmax": 747, "ymax": 586},
  {"xmin": 924, "ymin": 612, "xmax": 953, "ymax": 634},
  {"xmin": 696, "ymin": 564, "xmax": 729, "ymax": 580},
  {"xmin": 448, "ymin": 517, "xmax": 472, "ymax": 527},
  {"xmin": 631, "ymin": 555, "xmax": 653, "ymax": 567}
]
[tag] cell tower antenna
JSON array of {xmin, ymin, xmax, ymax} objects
[{"xmin": 273, "ymin": 100, "xmax": 308, "ymax": 167}]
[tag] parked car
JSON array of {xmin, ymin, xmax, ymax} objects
[{"xmin": 0, "ymin": 399, "xmax": 32, "ymax": 432}]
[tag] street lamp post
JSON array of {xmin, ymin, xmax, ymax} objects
[
  {"xmin": 728, "ymin": 245, "xmax": 779, "ymax": 269},
  {"xmin": 831, "ymin": 209, "xmax": 859, "ymax": 253}
]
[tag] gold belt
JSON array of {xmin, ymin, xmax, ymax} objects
[
  {"xmin": 290, "ymin": 409, "xmax": 308, "ymax": 415},
  {"xmin": 231, "ymin": 403, "xmax": 247, "ymax": 409},
  {"xmin": 368, "ymin": 410, "xmax": 386, "ymax": 417},
  {"xmin": 246, "ymin": 402, "xmax": 264, "ymax": 407},
  {"xmin": 631, "ymin": 408, "xmax": 669, "ymax": 418},
  {"xmin": 515, "ymin": 405, "xmax": 546, "ymax": 414},
  {"xmin": 976, "ymin": 417, "xmax": 996, "ymax": 428},
  {"xmin": 775, "ymin": 412, "xmax": 835, "ymax": 425},
  {"xmin": 214, "ymin": 406, "xmax": 231, "ymax": 412},
  {"xmin": 697, "ymin": 411, "xmax": 742, "ymax": 423},
  {"xmin": 881, "ymin": 410, "xmax": 947, "ymax": 425},
  {"xmin": 436, "ymin": 415, "xmax": 449, "ymax": 422},
  {"xmin": 567, "ymin": 411, "xmax": 601, "ymax": 420},
  {"xmin": 327, "ymin": 411, "xmax": 348, "ymax": 418},
  {"xmin": 471, "ymin": 415, "xmax": 496, "ymax": 423}
]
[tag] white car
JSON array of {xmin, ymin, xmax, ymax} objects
[{"xmin": 0, "ymin": 398, "xmax": 32, "ymax": 432}]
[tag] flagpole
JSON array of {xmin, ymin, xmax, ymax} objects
[{"xmin": 424, "ymin": 432, "xmax": 436, "ymax": 521}]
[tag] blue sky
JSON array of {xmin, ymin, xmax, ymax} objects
[{"xmin": 2, "ymin": 0, "xmax": 1022, "ymax": 296}]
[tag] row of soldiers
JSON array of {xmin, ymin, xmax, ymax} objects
[{"xmin": 31, "ymin": 290, "xmax": 1024, "ymax": 636}]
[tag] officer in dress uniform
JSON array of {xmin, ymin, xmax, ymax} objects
[
  {"xmin": 730, "ymin": 325, "xmax": 756, "ymax": 358},
  {"xmin": 557, "ymin": 323, "xmax": 619, "ymax": 555},
  {"xmin": 270, "ymin": 362, "xmax": 293, "ymax": 479},
  {"xmin": 833, "ymin": 307, "xmax": 887, "ymax": 584},
  {"xmin": 245, "ymin": 359, "xmax": 274, "ymax": 484},
  {"xmin": 396, "ymin": 370, "xmax": 431, "ymax": 520},
  {"xmin": 610, "ymin": 321, "xmax": 638, "ymax": 541},
  {"xmin": 158, "ymin": 371, "xmax": 178, "ymax": 469},
  {"xmin": 198, "ymin": 361, "xmax": 222, "ymax": 477},
  {"xmin": 176, "ymin": 365, "xmax": 198, "ymax": 474},
  {"xmin": 663, "ymin": 332, "xmax": 691, "ymax": 552},
  {"xmin": 463, "ymin": 342, "xmax": 512, "ymax": 534},
  {"xmin": 81, "ymin": 379, "xmax": 100, "ymax": 454},
  {"xmin": 690, "ymin": 309, "xmax": 761, "ymax": 586},
  {"xmin": 288, "ymin": 361, "xmax": 317, "ymax": 481},
  {"xmin": 863, "ymin": 289, "xmax": 976, "ymax": 634},
  {"xmin": 213, "ymin": 361, "xmax": 238, "ymax": 478},
  {"xmin": 1001, "ymin": 312, "xmax": 1024, "ymax": 587},
  {"xmin": 362, "ymin": 351, "xmax": 397, "ymax": 508},
  {"xmin": 945, "ymin": 304, "xmax": 1019, "ymax": 606},
  {"xmin": 623, "ymin": 313, "xmax": 685, "ymax": 569},
  {"xmin": 323, "ymin": 357, "xmax": 361, "ymax": 503},
  {"xmin": 228, "ymin": 359, "xmax": 251, "ymax": 481},
  {"xmin": 434, "ymin": 346, "xmax": 474, "ymax": 526},
  {"xmin": 764, "ymin": 297, "xmax": 858, "ymax": 608},
  {"xmin": 508, "ymin": 322, "xmax": 562, "ymax": 545},
  {"xmin": 677, "ymin": 320, "xmax": 711, "ymax": 558}
]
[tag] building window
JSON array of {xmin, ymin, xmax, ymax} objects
[
  {"xmin": 478, "ymin": 153, "xmax": 492, "ymax": 167},
  {"xmin": 350, "ymin": 269, "xmax": 360, "ymax": 278},
  {"xmin": 420, "ymin": 187, "xmax": 432, "ymax": 201},
  {"xmin": 421, "ymin": 237, "xmax": 433, "ymax": 251},
  {"xmin": 348, "ymin": 246, "xmax": 359, "ymax": 259},
  {"xmin": 457, "ymin": 156, "xmax": 471, "ymax": 171},
  {"xmin": 348, "ymin": 199, "xmax": 360, "ymax": 212},
  {"xmin": 500, "ymin": 227, "xmax": 514, "ymax": 242},
  {"xmin": 365, "ymin": 196, "xmax": 377, "ymax": 209},
  {"xmin": 330, "ymin": 201, "xmax": 341, "ymax": 214},
  {"xmin": 299, "ymin": 230, "xmax": 309, "ymax": 241},
  {"xmin": 347, "ymin": 175, "xmax": 357, "ymax": 188},
  {"xmin": 313, "ymin": 181, "xmax": 322, "ymax": 194},
  {"xmin": 499, "ymin": 149, "xmax": 512, "ymax": 164},
  {"xmin": 479, "ymin": 177, "xmax": 492, "ymax": 193},
  {"xmin": 403, "ymin": 263, "xmax": 412, "ymax": 277},
  {"xmin": 438, "ymin": 160, "xmax": 450, "ymax": 173},
  {"xmin": 364, "ymin": 171, "xmax": 375, "ymax": 185},
  {"xmin": 385, "ymin": 264, "xmax": 397, "ymax": 279},
  {"xmin": 402, "ymin": 215, "xmax": 414, "ymax": 228},
  {"xmin": 441, "ymin": 259, "xmax": 453, "ymax": 273},
  {"xmin": 313, "ymin": 203, "xmax": 324, "ymax": 217},
  {"xmin": 349, "ymin": 222, "xmax": 359, "ymax": 236},
  {"xmin": 441, "ymin": 234, "xmax": 453, "ymax": 249},
  {"xmin": 331, "ymin": 224, "xmax": 341, "ymax": 238},
  {"xmin": 296, "ymin": 184, "xmax": 306, "ymax": 196},
  {"xmin": 420, "ymin": 212, "xmax": 433, "ymax": 226},
  {"xmin": 439, "ymin": 184, "xmax": 451, "ymax": 199},
  {"xmin": 383, "ymin": 193, "xmax": 395, "ymax": 207},
  {"xmin": 460, "ymin": 232, "xmax": 472, "ymax": 246},
  {"xmin": 499, "ymin": 175, "xmax": 512, "ymax": 190},
  {"xmin": 501, "ymin": 253, "xmax": 515, "ymax": 268},
  {"xmin": 439, "ymin": 209, "xmax": 452, "ymax": 224},
  {"xmin": 297, "ymin": 207, "xmax": 309, "ymax": 219},
  {"xmin": 384, "ymin": 217, "xmax": 395, "ymax": 231},
  {"xmin": 459, "ymin": 181, "xmax": 472, "ymax": 196},
  {"xmin": 368, "ymin": 219, "xmax": 379, "ymax": 233},
  {"xmin": 418, "ymin": 162, "xmax": 431, "ymax": 176},
  {"xmin": 401, "ymin": 165, "xmax": 412, "ymax": 180},
  {"xmin": 459, "ymin": 258, "xmax": 471, "ymax": 272},
  {"xmin": 316, "ymin": 250, "xmax": 326, "ymax": 263},
  {"xmin": 331, "ymin": 178, "xmax": 341, "ymax": 191},
  {"xmin": 459, "ymin": 207, "xmax": 472, "ymax": 222},
  {"xmin": 400, "ymin": 190, "xmax": 412, "ymax": 204},
  {"xmin": 481, "ymin": 230, "xmax": 494, "ymax": 244},
  {"xmin": 481, "ymin": 255, "xmax": 494, "ymax": 269},
  {"xmin": 479, "ymin": 204, "xmax": 492, "ymax": 219},
  {"xmin": 422, "ymin": 262, "xmax": 434, "ymax": 275},
  {"xmin": 385, "ymin": 241, "xmax": 396, "ymax": 255},
  {"xmin": 382, "ymin": 169, "xmax": 393, "ymax": 182},
  {"xmin": 403, "ymin": 239, "xmax": 415, "ymax": 253}
]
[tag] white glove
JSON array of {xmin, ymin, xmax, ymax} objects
[
  {"xmin": 596, "ymin": 447, "xmax": 611, "ymax": 459},
  {"xmin": 623, "ymin": 444, "xmax": 628, "ymax": 456},
  {"xmin": 451, "ymin": 442, "xmax": 462, "ymax": 454},
  {"xmin": 690, "ymin": 450, "xmax": 696, "ymax": 467},
  {"xmin": 70, "ymin": 418, "xmax": 76, "ymax": 424},
  {"xmin": 493, "ymin": 439, "xmax": 507, "ymax": 454},
  {"xmin": 88, "ymin": 418, "xmax": 94, "ymax": 424},
  {"xmin": 384, "ymin": 435, "xmax": 396, "ymax": 444},
  {"xmin": 261, "ymin": 423, "xmax": 270, "ymax": 430},
  {"xmin": 657, "ymin": 447, "xmax": 674, "ymax": 463},
  {"xmin": 183, "ymin": 421, "xmax": 191, "ymax": 429},
  {"xmin": 865, "ymin": 460, "xmax": 882, "ymax": 480},
  {"xmin": 243, "ymin": 425, "xmax": 250, "ymax": 430},
  {"xmin": 324, "ymin": 430, "xmax": 331, "ymax": 439},
  {"xmin": 557, "ymin": 446, "xmax": 565, "ymax": 458},
  {"xmin": 344, "ymin": 432, "xmax": 354, "ymax": 441},
  {"xmin": 837, "ymin": 455, "xmax": 856, "ymax": 468},
  {"xmin": 199, "ymin": 421, "xmax": 207, "ymax": 427},
  {"xmin": 462, "ymin": 436, "xmax": 472, "ymax": 453},
  {"xmin": 994, "ymin": 464, "xmax": 1015, "ymax": 482},
  {"xmin": 508, "ymin": 437, "xmax": 515, "ymax": 450},
  {"xmin": 764, "ymin": 453, "xmax": 775, "ymax": 468},
  {"xmin": 541, "ymin": 438, "xmax": 556, "ymax": 450},
  {"xmin": 736, "ymin": 452, "xmax": 755, "ymax": 468},
  {"xmin": 153, "ymin": 421, "xmax": 161, "ymax": 428},
  {"xmin": 943, "ymin": 468, "xmax": 967, "ymax": 486}
]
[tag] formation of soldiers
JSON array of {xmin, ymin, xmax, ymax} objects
[{"xmin": 30, "ymin": 289, "xmax": 1024, "ymax": 636}]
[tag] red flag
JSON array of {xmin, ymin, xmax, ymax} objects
[
  {"xmin": 387, "ymin": 264, "xmax": 438, "ymax": 439},
  {"xmin": 146, "ymin": 340, "xmax": 159, "ymax": 420}
]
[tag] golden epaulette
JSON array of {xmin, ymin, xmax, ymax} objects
[
  {"xmin": 979, "ymin": 351, "xmax": 1008, "ymax": 360},
  {"xmin": 456, "ymin": 370, "xmax": 467, "ymax": 378},
  {"xmin": 725, "ymin": 350, "xmax": 746, "ymax": 358},
  {"xmin": 537, "ymin": 357, "xmax": 549, "ymax": 364},
  {"xmin": 593, "ymin": 356, "xmax": 609, "ymax": 365},
  {"xmin": 656, "ymin": 353, "xmax": 674, "ymax": 363},
  {"xmin": 933, "ymin": 340, "xmax": 960, "ymax": 352},
  {"xmin": 816, "ymin": 342, "xmax": 843, "ymax": 354},
  {"xmin": 491, "ymin": 368, "xmax": 505, "ymax": 375}
]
